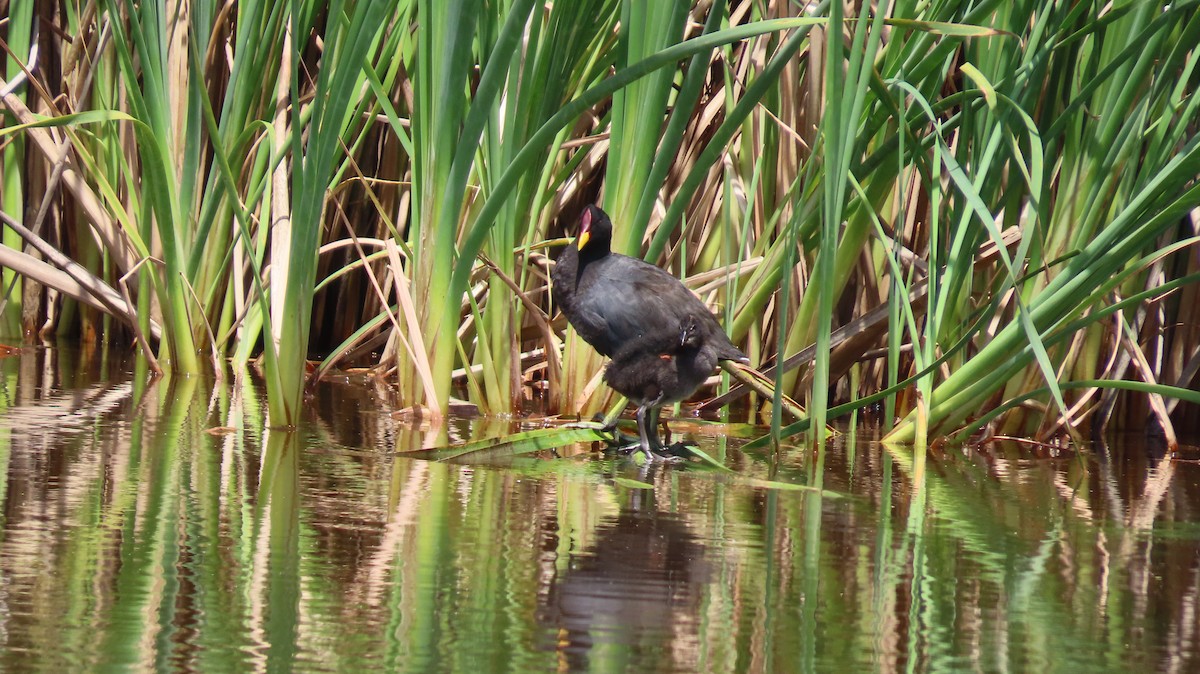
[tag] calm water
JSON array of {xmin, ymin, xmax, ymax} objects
[{"xmin": 0, "ymin": 346, "xmax": 1198, "ymax": 672}]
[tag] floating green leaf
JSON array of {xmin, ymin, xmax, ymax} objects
[{"xmin": 406, "ymin": 427, "xmax": 608, "ymax": 462}]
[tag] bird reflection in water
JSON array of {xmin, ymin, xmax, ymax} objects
[{"xmin": 537, "ymin": 477, "xmax": 711, "ymax": 671}]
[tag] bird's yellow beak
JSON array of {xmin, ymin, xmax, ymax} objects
[{"xmin": 576, "ymin": 230, "xmax": 591, "ymax": 250}]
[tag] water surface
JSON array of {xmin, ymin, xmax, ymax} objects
[{"xmin": 0, "ymin": 346, "xmax": 1197, "ymax": 672}]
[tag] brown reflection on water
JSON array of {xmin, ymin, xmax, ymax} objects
[{"xmin": 0, "ymin": 346, "xmax": 1198, "ymax": 671}]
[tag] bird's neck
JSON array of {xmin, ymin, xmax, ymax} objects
[{"xmin": 578, "ymin": 248, "xmax": 608, "ymax": 266}]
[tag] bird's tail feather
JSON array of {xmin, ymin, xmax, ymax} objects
[{"xmin": 718, "ymin": 344, "xmax": 751, "ymax": 364}]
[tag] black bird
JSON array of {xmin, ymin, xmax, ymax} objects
[
  {"xmin": 603, "ymin": 314, "xmax": 714, "ymax": 456},
  {"xmin": 552, "ymin": 205, "xmax": 749, "ymax": 459}
]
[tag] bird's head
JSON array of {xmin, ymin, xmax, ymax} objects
[
  {"xmin": 576, "ymin": 205, "xmax": 611, "ymax": 253},
  {"xmin": 679, "ymin": 315, "xmax": 701, "ymax": 348}
]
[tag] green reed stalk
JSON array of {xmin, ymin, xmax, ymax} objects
[
  {"xmin": 606, "ymin": 0, "xmax": 689, "ymax": 240},
  {"xmin": 474, "ymin": 0, "xmax": 618, "ymax": 413},
  {"xmin": 99, "ymin": 0, "xmax": 202, "ymax": 371},
  {"xmin": 447, "ymin": 15, "xmax": 826, "ymax": 414},
  {"xmin": 268, "ymin": 1, "xmax": 390, "ymax": 425},
  {"xmin": 407, "ymin": 0, "xmax": 488, "ymax": 414},
  {"xmin": 556, "ymin": 0, "xmax": 689, "ymax": 416},
  {"xmin": 885, "ymin": 0, "xmax": 1200, "ymax": 441},
  {"xmin": 0, "ymin": 1, "xmax": 34, "ymax": 336}
]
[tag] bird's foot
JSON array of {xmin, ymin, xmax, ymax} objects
[
  {"xmin": 590, "ymin": 412, "xmax": 618, "ymax": 432},
  {"xmin": 599, "ymin": 427, "xmax": 642, "ymax": 452},
  {"xmin": 591, "ymin": 412, "xmax": 642, "ymax": 444},
  {"xmin": 598, "ymin": 437, "xmax": 679, "ymax": 464},
  {"xmin": 598, "ymin": 427, "xmax": 646, "ymax": 457},
  {"xmin": 630, "ymin": 443, "xmax": 688, "ymax": 465},
  {"xmin": 654, "ymin": 441, "xmax": 695, "ymax": 462}
]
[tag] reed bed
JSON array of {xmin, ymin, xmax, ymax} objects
[{"xmin": 1, "ymin": 0, "xmax": 1198, "ymax": 445}]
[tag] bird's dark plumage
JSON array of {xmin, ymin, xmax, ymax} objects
[
  {"xmin": 552, "ymin": 205, "xmax": 749, "ymax": 460},
  {"xmin": 603, "ymin": 314, "xmax": 713, "ymax": 408}
]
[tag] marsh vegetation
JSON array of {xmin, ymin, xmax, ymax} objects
[
  {"xmin": 1, "ymin": 1, "xmax": 1199, "ymax": 446},
  {"xmin": 3, "ymin": 3, "xmax": 1200, "ymax": 667}
]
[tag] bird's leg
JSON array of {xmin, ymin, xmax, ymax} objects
[
  {"xmin": 650, "ymin": 405, "xmax": 695, "ymax": 456},
  {"xmin": 634, "ymin": 404, "xmax": 657, "ymax": 462},
  {"xmin": 645, "ymin": 405, "xmax": 665, "ymax": 451},
  {"xmin": 643, "ymin": 406, "xmax": 687, "ymax": 461}
]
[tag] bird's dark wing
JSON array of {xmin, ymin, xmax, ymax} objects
[
  {"xmin": 571, "ymin": 280, "xmax": 676, "ymax": 356},
  {"xmin": 573, "ymin": 255, "xmax": 715, "ymax": 355}
]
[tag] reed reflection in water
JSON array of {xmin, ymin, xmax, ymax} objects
[{"xmin": 0, "ymin": 346, "xmax": 1195, "ymax": 672}]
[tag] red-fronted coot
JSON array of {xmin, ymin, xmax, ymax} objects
[{"xmin": 552, "ymin": 205, "xmax": 749, "ymax": 460}]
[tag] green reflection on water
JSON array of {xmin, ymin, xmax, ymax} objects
[{"xmin": 0, "ymin": 346, "xmax": 1195, "ymax": 672}]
